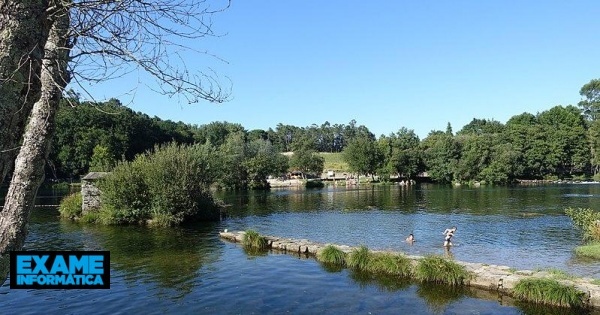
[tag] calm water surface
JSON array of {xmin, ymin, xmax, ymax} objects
[{"xmin": 1, "ymin": 183, "xmax": 600, "ymax": 314}]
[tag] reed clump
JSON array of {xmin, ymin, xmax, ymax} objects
[
  {"xmin": 316, "ymin": 245, "xmax": 347, "ymax": 266},
  {"xmin": 512, "ymin": 278, "xmax": 586, "ymax": 308},
  {"xmin": 414, "ymin": 255, "xmax": 470, "ymax": 286},
  {"xmin": 347, "ymin": 245, "xmax": 370, "ymax": 270},
  {"xmin": 368, "ymin": 252, "xmax": 412, "ymax": 277},
  {"xmin": 243, "ymin": 230, "xmax": 268, "ymax": 249},
  {"xmin": 574, "ymin": 242, "xmax": 600, "ymax": 259}
]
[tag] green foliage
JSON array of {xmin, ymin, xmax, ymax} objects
[
  {"xmin": 58, "ymin": 192, "xmax": 82, "ymax": 219},
  {"xmin": 574, "ymin": 243, "xmax": 600, "ymax": 259},
  {"xmin": 347, "ymin": 245, "xmax": 370, "ymax": 270},
  {"xmin": 565, "ymin": 207, "xmax": 600, "ymax": 241},
  {"xmin": 89, "ymin": 144, "xmax": 115, "ymax": 172},
  {"xmin": 289, "ymin": 150, "xmax": 324, "ymax": 178},
  {"xmin": 512, "ymin": 278, "xmax": 586, "ymax": 308},
  {"xmin": 578, "ymin": 78, "xmax": 600, "ymax": 121},
  {"xmin": 242, "ymin": 230, "xmax": 268, "ymax": 249},
  {"xmin": 245, "ymin": 139, "xmax": 289, "ymax": 189},
  {"xmin": 420, "ymin": 132, "xmax": 459, "ymax": 183},
  {"xmin": 97, "ymin": 142, "xmax": 221, "ymax": 226},
  {"xmin": 414, "ymin": 255, "xmax": 470, "ymax": 286},
  {"xmin": 368, "ymin": 252, "xmax": 412, "ymax": 277},
  {"xmin": 343, "ymin": 137, "xmax": 383, "ymax": 177},
  {"xmin": 50, "ymin": 98, "xmax": 196, "ymax": 179},
  {"xmin": 317, "ymin": 245, "xmax": 347, "ymax": 266},
  {"xmin": 378, "ymin": 128, "xmax": 422, "ymax": 179}
]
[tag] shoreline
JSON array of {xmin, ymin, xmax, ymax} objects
[{"xmin": 220, "ymin": 230, "xmax": 600, "ymax": 309}]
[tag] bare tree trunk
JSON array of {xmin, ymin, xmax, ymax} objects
[
  {"xmin": 0, "ymin": 0, "xmax": 50, "ymax": 184},
  {"xmin": 0, "ymin": 11, "xmax": 70, "ymax": 283}
]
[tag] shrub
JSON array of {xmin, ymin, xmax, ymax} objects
[
  {"xmin": 58, "ymin": 192, "xmax": 82, "ymax": 220},
  {"xmin": 97, "ymin": 142, "xmax": 221, "ymax": 226},
  {"xmin": 512, "ymin": 278, "xmax": 586, "ymax": 308},
  {"xmin": 317, "ymin": 245, "xmax": 347, "ymax": 266},
  {"xmin": 243, "ymin": 230, "xmax": 268, "ymax": 249},
  {"xmin": 565, "ymin": 207, "xmax": 600, "ymax": 241},
  {"xmin": 415, "ymin": 255, "xmax": 470, "ymax": 286},
  {"xmin": 347, "ymin": 245, "xmax": 370, "ymax": 270}
]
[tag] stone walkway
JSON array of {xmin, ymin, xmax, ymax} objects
[{"xmin": 220, "ymin": 230, "xmax": 600, "ymax": 309}]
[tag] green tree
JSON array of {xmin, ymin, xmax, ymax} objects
[
  {"xmin": 89, "ymin": 145, "xmax": 116, "ymax": 172},
  {"xmin": 381, "ymin": 128, "xmax": 422, "ymax": 179},
  {"xmin": 421, "ymin": 131, "xmax": 460, "ymax": 183},
  {"xmin": 343, "ymin": 137, "xmax": 383, "ymax": 178},
  {"xmin": 289, "ymin": 150, "xmax": 325, "ymax": 179},
  {"xmin": 578, "ymin": 78, "xmax": 600, "ymax": 121},
  {"xmin": 245, "ymin": 140, "xmax": 289, "ymax": 189}
]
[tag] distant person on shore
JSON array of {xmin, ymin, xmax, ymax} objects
[
  {"xmin": 443, "ymin": 226, "xmax": 457, "ymax": 247},
  {"xmin": 406, "ymin": 233, "xmax": 415, "ymax": 244}
]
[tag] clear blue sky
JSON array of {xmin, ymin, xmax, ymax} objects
[{"xmin": 84, "ymin": 1, "xmax": 600, "ymax": 139}]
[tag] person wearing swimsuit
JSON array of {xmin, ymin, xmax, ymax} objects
[{"xmin": 443, "ymin": 226, "xmax": 456, "ymax": 247}]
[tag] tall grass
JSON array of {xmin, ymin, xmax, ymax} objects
[
  {"xmin": 368, "ymin": 252, "xmax": 412, "ymax": 277},
  {"xmin": 58, "ymin": 192, "xmax": 82, "ymax": 219},
  {"xmin": 317, "ymin": 245, "xmax": 347, "ymax": 266},
  {"xmin": 242, "ymin": 230, "xmax": 268, "ymax": 249},
  {"xmin": 414, "ymin": 255, "xmax": 470, "ymax": 286},
  {"xmin": 512, "ymin": 278, "xmax": 586, "ymax": 308},
  {"xmin": 347, "ymin": 246, "xmax": 370, "ymax": 270},
  {"xmin": 574, "ymin": 243, "xmax": 600, "ymax": 259}
]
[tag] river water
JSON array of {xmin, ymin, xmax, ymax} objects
[{"xmin": 1, "ymin": 183, "xmax": 600, "ymax": 314}]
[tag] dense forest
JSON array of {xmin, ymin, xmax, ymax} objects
[{"xmin": 33, "ymin": 79, "xmax": 600, "ymax": 185}]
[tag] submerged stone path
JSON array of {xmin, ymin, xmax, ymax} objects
[{"xmin": 220, "ymin": 230, "xmax": 600, "ymax": 309}]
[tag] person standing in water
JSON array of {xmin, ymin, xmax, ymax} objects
[{"xmin": 443, "ymin": 226, "xmax": 457, "ymax": 247}]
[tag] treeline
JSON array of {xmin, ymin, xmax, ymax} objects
[
  {"xmin": 47, "ymin": 97, "xmax": 372, "ymax": 180},
  {"xmin": 45, "ymin": 79, "xmax": 600, "ymax": 184}
]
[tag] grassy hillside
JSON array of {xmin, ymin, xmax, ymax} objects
[{"xmin": 319, "ymin": 152, "xmax": 349, "ymax": 172}]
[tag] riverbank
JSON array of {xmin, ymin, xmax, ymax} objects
[{"xmin": 220, "ymin": 230, "xmax": 600, "ymax": 309}]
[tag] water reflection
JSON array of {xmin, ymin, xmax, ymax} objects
[
  {"xmin": 81, "ymin": 224, "xmax": 223, "ymax": 298},
  {"xmin": 348, "ymin": 269, "xmax": 411, "ymax": 292}
]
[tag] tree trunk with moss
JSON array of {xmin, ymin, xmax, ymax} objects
[{"xmin": 0, "ymin": 10, "xmax": 70, "ymax": 283}]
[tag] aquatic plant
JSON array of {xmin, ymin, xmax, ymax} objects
[
  {"xmin": 368, "ymin": 252, "xmax": 413, "ymax": 277},
  {"xmin": 512, "ymin": 278, "xmax": 586, "ymax": 308},
  {"xmin": 414, "ymin": 255, "xmax": 470, "ymax": 286},
  {"xmin": 574, "ymin": 243, "xmax": 600, "ymax": 259},
  {"xmin": 347, "ymin": 245, "xmax": 370, "ymax": 270},
  {"xmin": 58, "ymin": 192, "xmax": 82, "ymax": 220},
  {"xmin": 243, "ymin": 230, "xmax": 268, "ymax": 249},
  {"xmin": 316, "ymin": 245, "xmax": 346, "ymax": 266}
]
